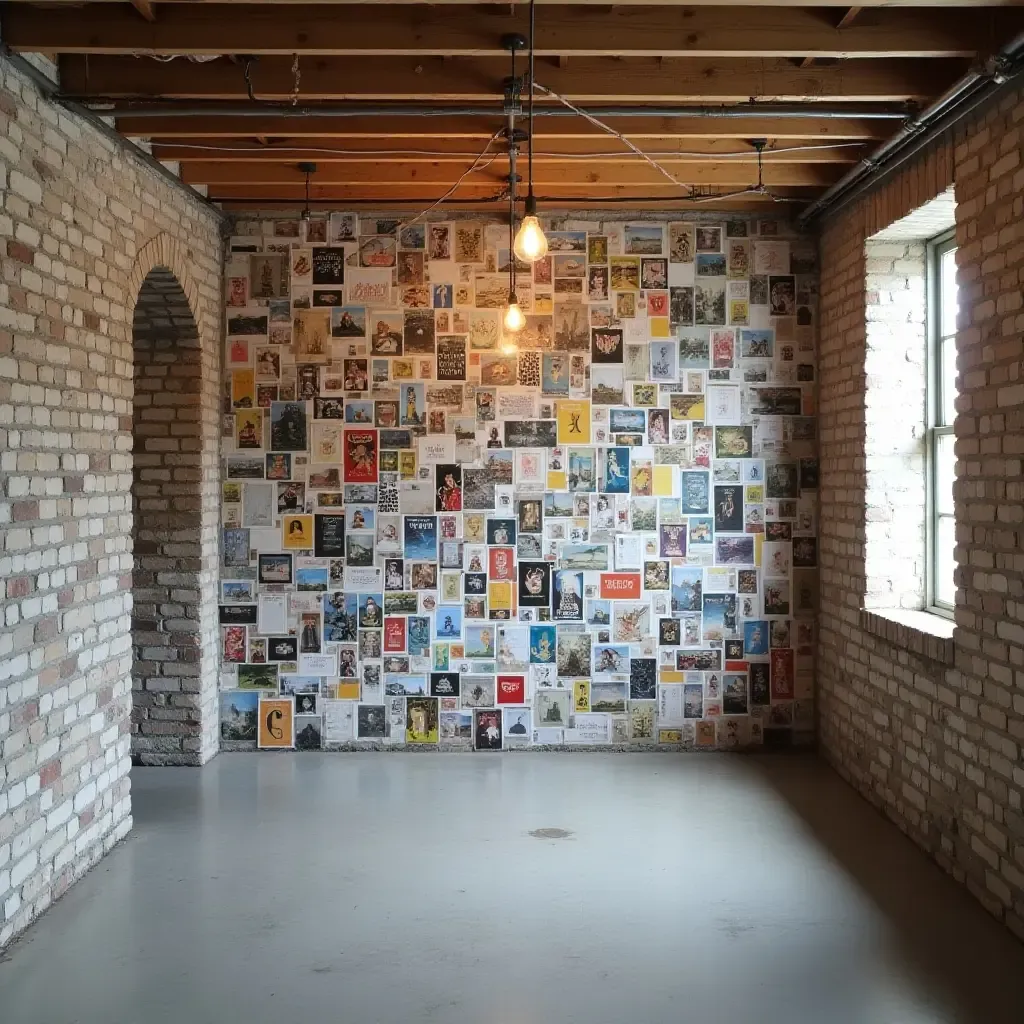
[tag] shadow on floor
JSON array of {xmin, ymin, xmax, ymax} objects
[{"xmin": 751, "ymin": 754, "xmax": 1024, "ymax": 1022}]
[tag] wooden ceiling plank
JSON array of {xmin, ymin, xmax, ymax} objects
[
  {"xmin": 59, "ymin": 54, "xmax": 966, "ymax": 102},
  {"xmin": 151, "ymin": 137, "xmax": 861, "ymax": 162},
  {"xmin": 177, "ymin": 158, "xmax": 840, "ymax": 186},
  {"xmin": 116, "ymin": 113, "xmax": 894, "ymax": 141},
  {"xmin": 9, "ymin": 3, "xmax": 1015, "ymax": 58}
]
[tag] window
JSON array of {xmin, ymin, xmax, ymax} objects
[{"xmin": 927, "ymin": 230, "xmax": 957, "ymax": 612}]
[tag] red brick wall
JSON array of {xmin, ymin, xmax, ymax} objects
[{"xmin": 818, "ymin": 88, "xmax": 1024, "ymax": 938}]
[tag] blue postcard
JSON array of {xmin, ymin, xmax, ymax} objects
[
  {"xmin": 609, "ymin": 408, "xmax": 646, "ymax": 434},
  {"xmin": 323, "ymin": 592, "xmax": 357, "ymax": 642},
  {"xmin": 404, "ymin": 515, "xmax": 438, "ymax": 560},
  {"xmin": 408, "ymin": 615, "xmax": 431, "ymax": 656},
  {"xmin": 435, "ymin": 606, "xmax": 463, "ymax": 640},
  {"xmin": 740, "ymin": 328, "xmax": 774, "ymax": 358},
  {"xmin": 680, "ymin": 471, "xmax": 710, "ymax": 514},
  {"xmin": 594, "ymin": 643, "xmax": 630, "ymax": 677},
  {"xmin": 466, "ymin": 624, "xmax": 496, "ymax": 658},
  {"xmin": 345, "ymin": 399, "xmax": 375, "ymax": 424},
  {"xmin": 702, "ymin": 593, "xmax": 737, "ymax": 639},
  {"xmin": 385, "ymin": 674, "xmax": 427, "ymax": 696},
  {"xmin": 541, "ymin": 352, "xmax": 571, "ymax": 394},
  {"xmin": 603, "ymin": 446, "xmax": 630, "ymax": 494},
  {"xmin": 345, "ymin": 505, "xmax": 375, "ymax": 532},
  {"xmin": 743, "ymin": 619, "xmax": 769, "ymax": 656},
  {"xmin": 688, "ymin": 516, "xmax": 714, "ymax": 548},
  {"xmin": 529, "ymin": 624, "xmax": 556, "ymax": 663},
  {"xmin": 566, "ymin": 449, "xmax": 595, "ymax": 493},
  {"xmin": 671, "ymin": 567, "xmax": 703, "ymax": 614},
  {"xmin": 586, "ymin": 599, "xmax": 611, "ymax": 627},
  {"xmin": 552, "ymin": 570, "xmax": 584, "ymax": 621},
  {"xmin": 295, "ymin": 566, "xmax": 329, "ymax": 591}
]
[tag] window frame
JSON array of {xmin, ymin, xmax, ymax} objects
[{"xmin": 925, "ymin": 228, "xmax": 957, "ymax": 617}]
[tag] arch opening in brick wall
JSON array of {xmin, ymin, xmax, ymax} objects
[{"xmin": 130, "ymin": 267, "xmax": 208, "ymax": 766}]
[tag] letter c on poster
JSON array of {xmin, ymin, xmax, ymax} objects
[{"xmin": 267, "ymin": 708, "xmax": 283, "ymax": 740}]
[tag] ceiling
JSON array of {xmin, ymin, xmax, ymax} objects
[{"xmin": 4, "ymin": 1, "xmax": 1024, "ymax": 213}]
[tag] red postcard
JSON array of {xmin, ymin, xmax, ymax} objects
[
  {"xmin": 343, "ymin": 428, "xmax": 378, "ymax": 482},
  {"xmin": 488, "ymin": 547, "xmax": 515, "ymax": 581},
  {"xmin": 599, "ymin": 573, "xmax": 642, "ymax": 599},
  {"xmin": 384, "ymin": 616, "xmax": 407, "ymax": 653},
  {"xmin": 496, "ymin": 674, "xmax": 526, "ymax": 704},
  {"xmin": 769, "ymin": 648, "xmax": 794, "ymax": 700}
]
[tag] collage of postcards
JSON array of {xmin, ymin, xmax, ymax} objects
[{"xmin": 220, "ymin": 213, "xmax": 818, "ymax": 752}]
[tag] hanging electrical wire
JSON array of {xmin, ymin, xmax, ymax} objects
[
  {"xmin": 532, "ymin": 81, "xmax": 694, "ymax": 191},
  {"xmin": 239, "ymin": 55, "xmax": 302, "ymax": 108},
  {"xmin": 142, "ymin": 54, "xmax": 220, "ymax": 63},
  {"xmin": 531, "ymin": 80, "xmax": 805, "ymax": 204},
  {"xmin": 344, "ymin": 129, "xmax": 507, "ymax": 260},
  {"xmin": 395, "ymin": 129, "xmax": 506, "ymax": 228},
  {"xmin": 244, "ymin": 57, "xmax": 259, "ymax": 104}
]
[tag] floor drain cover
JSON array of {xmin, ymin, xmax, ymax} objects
[{"xmin": 529, "ymin": 828, "xmax": 573, "ymax": 840}]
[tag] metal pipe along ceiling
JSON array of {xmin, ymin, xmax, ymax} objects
[
  {"xmin": 78, "ymin": 102, "xmax": 911, "ymax": 121},
  {"xmin": 798, "ymin": 31, "xmax": 1024, "ymax": 224}
]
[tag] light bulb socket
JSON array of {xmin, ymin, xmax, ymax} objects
[
  {"xmin": 507, "ymin": 289, "xmax": 519, "ymax": 306},
  {"xmin": 524, "ymin": 192, "xmax": 538, "ymax": 217}
]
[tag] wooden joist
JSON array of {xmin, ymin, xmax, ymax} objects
[
  {"xmin": 116, "ymin": 113, "xmax": 896, "ymax": 142},
  {"xmin": 178, "ymin": 158, "xmax": 842, "ymax": 187},
  {"xmin": 5, "ymin": 4, "xmax": 1015, "ymax": 58},
  {"xmin": 59, "ymin": 54, "xmax": 966, "ymax": 102},
  {"xmin": 151, "ymin": 136, "xmax": 863, "ymax": 162}
]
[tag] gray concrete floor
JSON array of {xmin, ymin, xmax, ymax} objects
[{"xmin": 3, "ymin": 754, "xmax": 1024, "ymax": 1024}]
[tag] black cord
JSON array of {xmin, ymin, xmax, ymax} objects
[
  {"xmin": 528, "ymin": 0, "xmax": 535, "ymax": 203},
  {"xmin": 244, "ymin": 57, "xmax": 258, "ymax": 104}
]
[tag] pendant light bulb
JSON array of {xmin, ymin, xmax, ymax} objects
[
  {"xmin": 513, "ymin": 209, "xmax": 548, "ymax": 263},
  {"xmin": 503, "ymin": 291, "xmax": 526, "ymax": 334}
]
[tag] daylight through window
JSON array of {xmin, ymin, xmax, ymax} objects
[{"xmin": 928, "ymin": 230, "xmax": 957, "ymax": 611}]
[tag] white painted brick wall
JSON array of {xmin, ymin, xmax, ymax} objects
[{"xmin": 0, "ymin": 57, "xmax": 223, "ymax": 948}]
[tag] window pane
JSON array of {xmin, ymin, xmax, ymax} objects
[
  {"xmin": 935, "ymin": 514, "xmax": 956, "ymax": 606},
  {"xmin": 935, "ymin": 431, "xmax": 955, "ymax": 516},
  {"xmin": 941, "ymin": 245, "xmax": 957, "ymax": 338},
  {"xmin": 941, "ymin": 338, "xmax": 957, "ymax": 424}
]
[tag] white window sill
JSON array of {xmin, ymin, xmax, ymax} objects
[{"xmin": 860, "ymin": 607, "xmax": 955, "ymax": 664}]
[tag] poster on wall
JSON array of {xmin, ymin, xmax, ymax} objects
[{"xmin": 219, "ymin": 212, "xmax": 818, "ymax": 752}]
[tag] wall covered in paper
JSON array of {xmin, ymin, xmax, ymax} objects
[{"xmin": 219, "ymin": 213, "xmax": 818, "ymax": 751}]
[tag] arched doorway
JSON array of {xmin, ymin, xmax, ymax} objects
[{"xmin": 131, "ymin": 267, "xmax": 214, "ymax": 765}]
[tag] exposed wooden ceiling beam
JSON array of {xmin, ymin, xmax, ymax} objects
[
  {"xmin": 59, "ymin": 54, "xmax": 965, "ymax": 102},
  {"xmin": 207, "ymin": 184, "xmax": 820, "ymax": 203},
  {"xmin": 212, "ymin": 193, "xmax": 818, "ymax": 216},
  {"xmin": 178, "ymin": 158, "xmax": 840, "ymax": 187},
  {"xmin": 10, "ymin": 4, "xmax": 1016, "ymax": 58},
  {"xmin": 151, "ymin": 136, "xmax": 862, "ymax": 162},
  {"xmin": 115, "ymin": 113, "xmax": 895, "ymax": 141}
]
